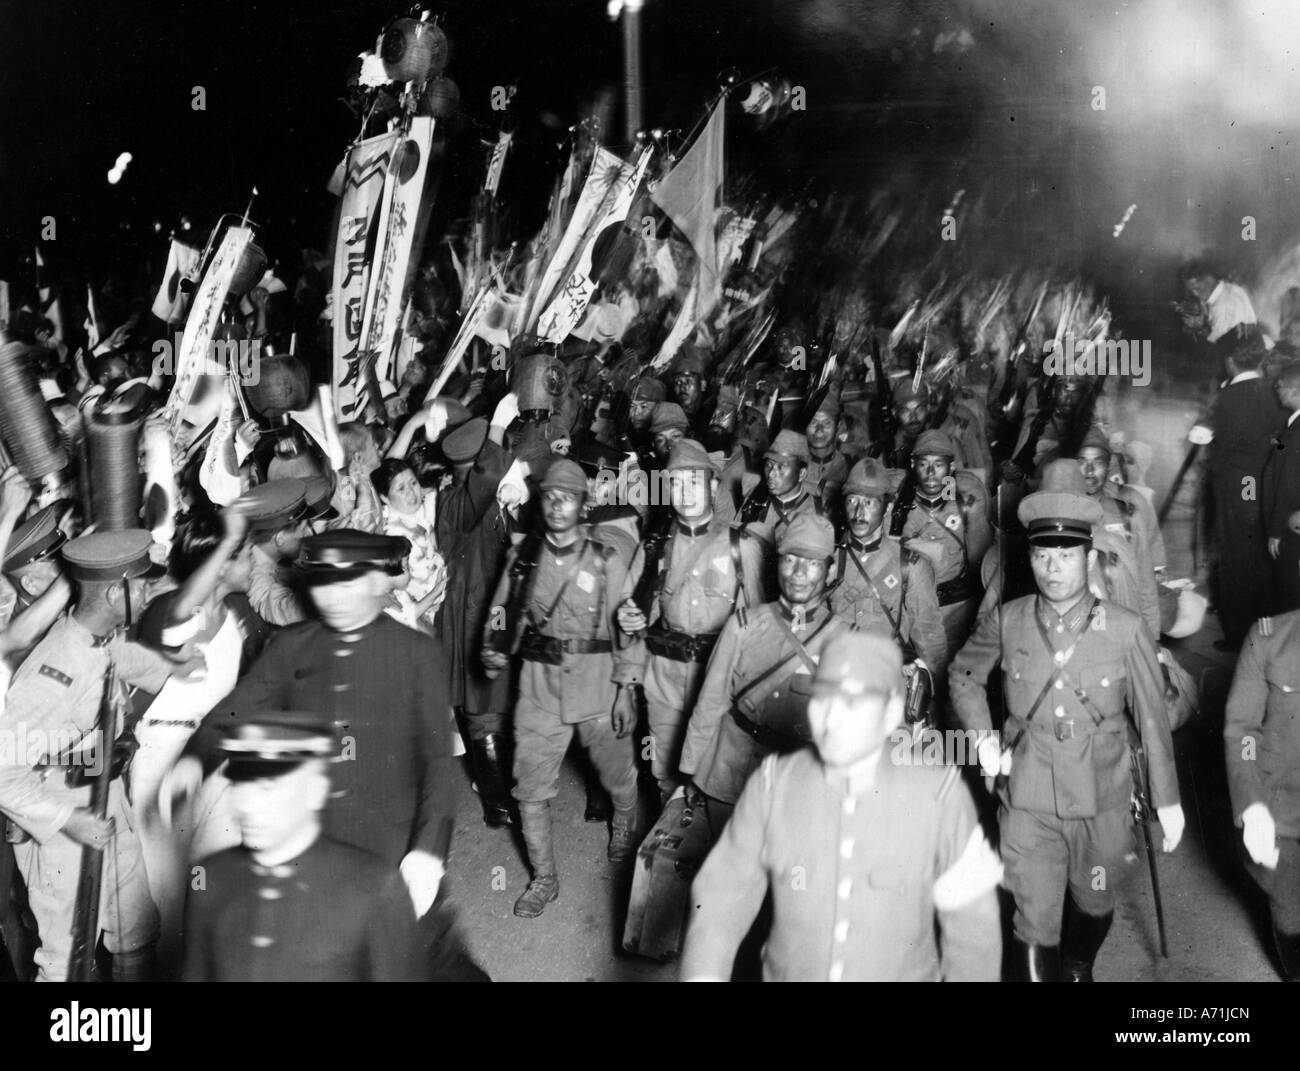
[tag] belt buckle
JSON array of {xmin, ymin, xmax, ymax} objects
[{"xmin": 1054, "ymin": 719, "xmax": 1076, "ymax": 742}]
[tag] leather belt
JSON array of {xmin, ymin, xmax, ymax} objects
[
  {"xmin": 645, "ymin": 623, "xmax": 720, "ymax": 663},
  {"xmin": 730, "ymin": 708, "xmax": 809, "ymax": 752}
]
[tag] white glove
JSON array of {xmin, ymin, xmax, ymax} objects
[
  {"xmin": 977, "ymin": 736, "xmax": 1004, "ymax": 779},
  {"xmin": 425, "ymin": 401, "xmax": 449, "ymax": 444},
  {"xmin": 491, "ymin": 391, "xmax": 521, "ymax": 428},
  {"xmin": 1187, "ymin": 424, "xmax": 1213, "ymax": 446},
  {"xmin": 1241, "ymin": 802, "xmax": 1280, "ymax": 868},
  {"xmin": 496, "ymin": 458, "xmax": 531, "ymax": 516},
  {"xmin": 400, "ymin": 850, "xmax": 446, "ymax": 918},
  {"xmin": 158, "ymin": 756, "xmax": 204, "ymax": 831},
  {"xmin": 1156, "ymin": 803, "xmax": 1186, "ymax": 853}
]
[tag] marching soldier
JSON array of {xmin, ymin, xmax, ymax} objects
[
  {"xmin": 828, "ymin": 457, "xmax": 948, "ymax": 708},
  {"xmin": 616, "ymin": 440, "xmax": 764, "ymax": 799},
  {"xmin": 740, "ymin": 430, "xmax": 825, "ymax": 553},
  {"xmin": 803, "ymin": 392, "xmax": 855, "ymax": 509},
  {"xmin": 181, "ymin": 709, "xmax": 425, "ymax": 982},
  {"xmin": 679, "ymin": 513, "xmax": 849, "ymax": 809},
  {"xmin": 1222, "ymin": 609, "xmax": 1300, "ymax": 980},
  {"xmin": 616, "ymin": 376, "xmax": 667, "ymax": 466},
  {"xmin": 681, "ymin": 631, "xmax": 1003, "ymax": 981},
  {"xmin": 648, "ymin": 402, "xmax": 690, "ymax": 467},
  {"xmin": 480, "ymin": 459, "xmax": 642, "ymax": 919},
  {"xmin": 670, "ymin": 347, "xmax": 710, "ymax": 433},
  {"xmin": 0, "ymin": 530, "xmax": 191, "ymax": 982},
  {"xmin": 894, "ymin": 429, "xmax": 991, "ymax": 661},
  {"xmin": 243, "ymin": 478, "xmax": 314, "ymax": 627},
  {"xmin": 950, "ymin": 483, "xmax": 1184, "ymax": 981}
]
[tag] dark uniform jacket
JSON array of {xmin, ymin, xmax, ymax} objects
[
  {"xmin": 950, "ymin": 594, "xmax": 1178, "ymax": 818},
  {"xmin": 195, "ymin": 614, "xmax": 456, "ymax": 865},
  {"xmin": 1224, "ymin": 611, "xmax": 1300, "ymax": 837},
  {"xmin": 181, "ymin": 836, "xmax": 426, "ymax": 981}
]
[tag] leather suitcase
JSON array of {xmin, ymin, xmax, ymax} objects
[{"xmin": 622, "ymin": 793, "xmax": 723, "ymax": 961}]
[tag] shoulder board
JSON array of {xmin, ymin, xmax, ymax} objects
[
  {"xmin": 737, "ymin": 606, "xmax": 749, "ymax": 628},
  {"xmin": 1259, "ymin": 616, "xmax": 1274, "ymax": 637},
  {"xmin": 38, "ymin": 664, "xmax": 73, "ymax": 688}
]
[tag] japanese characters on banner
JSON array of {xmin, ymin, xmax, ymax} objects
[
  {"xmin": 163, "ymin": 224, "xmax": 253, "ymax": 433},
  {"xmin": 485, "ymin": 131, "xmax": 512, "ymax": 195},
  {"xmin": 357, "ymin": 116, "xmax": 437, "ymax": 390},
  {"xmin": 536, "ymin": 145, "xmax": 652, "ymax": 344},
  {"xmin": 528, "ymin": 147, "xmax": 627, "ymax": 333},
  {"xmin": 330, "ymin": 130, "xmax": 401, "ymax": 421}
]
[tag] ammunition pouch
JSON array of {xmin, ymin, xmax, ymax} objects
[
  {"xmin": 936, "ymin": 573, "xmax": 978, "ymax": 607},
  {"xmin": 903, "ymin": 660, "xmax": 934, "ymax": 728},
  {"xmin": 731, "ymin": 705, "xmax": 810, "ymax": 753},
  {"xmin": 519, "ymin": 626, "xmax": 612, "ymax": 664},
  {"xmin": 645, "ymin": 622, "xmax": 719, "ymax": 663}
]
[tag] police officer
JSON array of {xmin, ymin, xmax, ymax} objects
[
  {"xmin": 616, "ymin": 440, "xmax": 764, "ymax": 799},
  {"xmin": 680, "ymin": 513, "xmax": 849, "ymax": 809},
  {"xmin": 183, "ymin": 530, "xmax": 457, "ymax": 939},
  {"xmin": 0, "ymin": 530, "xmax": 188, "ymax": 982},
  {"xmin": 1223, "ymin": 609, "xmax": 1300, "ymax": 979},
  {"xmin": 481, "ymin": 459, "xmax": 642, "ymax": 919},
  {"xmin": 895, "ymin": 429, "xmax": 991, "ymax": 661},
  {"xmin": 828, "ymin": 457, "xmax": 948, "ymax": 706},
  {"xmin": 682, "ymin": 630, "xmax": 1003, "ymax": 981},
  {"xmin": 950, "ymin": 484, "xmax": 1184, "ymax": 981},
  {"xmin": 181, "ymin": 709, "xmax": 426, "ymax": 982}
]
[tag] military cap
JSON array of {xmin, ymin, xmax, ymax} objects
[
  {"xmin": 567, "ymin": 440, "xmax": 628, "ymax": 480},
  {"xmin": 238, "ymin": 478, "xmax": 309, "ymax": 534},
  {"xmin": 1076, "ymin": 425, "xmax": 1112, "ymax": 457},
  {"xmin": 777, "ymin": 513, "xmax": 836, "ymax": 560},
  {"xmin": 628, "ymin": 377, "xmax": 667, "ymax": 405},
  {"xmin": 843, "ymin": 457, "xmax": 896, "ymax": 499},
  {"xmin": 3, "ymin": 503, "xmax": 69, "ymax": 573},
  {"xmin": 893, "ymin": 376, "xmax": 931, "ymax": 405},
  {"xmin": 812, "ymin": 631, "xmax": 904, "ymax": 698},
  {"xmin": 296, "ymin": 530, "xmax": 410, "ymax": 582},
  {"xmin": 650, "ymin": 402, "xmax": 691, "ymax": 436},
  {"xmin": 666, "ymin": 438, "xmax": 719, "ymax": 474},
  {"xmin": 765, "ymin": 430, "xmax": 811, "ymax": 466},
  {"xmin": 442, "ymin": 416, "xmax": 489, "ymax": 464},
  {"xmin": 1018, "ymin": 460, "xmax": 1103, "ymax": 546},
  {"xmin": 220, "ymin": 709, "xmax": 340, "ymax": 781},
  {"xmin": 911, "ymin": 429, "xmax": 956, "ymax": 460},
  {"xmin": 672, "ymin": 347, "xmax": 708, "ymax": 378},
  {"xmin": 539, "ymin": 458, "xmax": 589, "ymax": 495},
  {"xmin": 62, "ymin": 529, "xmax": 164, "ymax": 582},
  {"xmin": 811, "ymin": 390, "xmax": 841, "ymax": 421},
  {"xmin": 302, "ymin": 476, "xmax": 338, "ymax": 523}
]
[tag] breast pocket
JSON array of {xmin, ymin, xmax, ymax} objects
[{"xmin": 1077, "ymin": 662, "xmax": 1128, "ymax": 722}]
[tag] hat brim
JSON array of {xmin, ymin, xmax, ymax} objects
[
  {"xmin": 297, "ymin": 561, "xmax": 403, "ymax": 584},
  {"xmin": 1026, "ymin": 532, "xmax": 1092, "ymax": 548}
]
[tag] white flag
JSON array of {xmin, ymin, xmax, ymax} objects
[{"xmin": 151, "ymin": 240, "xmax": 201, "ymax": 323}]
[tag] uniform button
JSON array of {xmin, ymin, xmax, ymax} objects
[
  {"xmin": 840, "ymin": 839, "xmax": 854, "ymax": 860},
  {"xmin": 837, "ymin": 879, "xmax": 852, "ymax": 900},
  {"xmin": 258, "ymin": 887, "xmax": 283, "ymax": 901},
  {"xmin": 834, "ymin": 920, "xmax": 850, "ymax": 943},
  {"xmin": 842, "ymin": 797, "xmax": 856, "ymax": 816},
  {"xmin": 1053, "ymin": 651, "xmax": 1065, "ymax": 666},
  {"xmin": 271, "ymin": 865, "xmax": 294, "ymax": 879},
  {"xmin": 692, "ymin": 569, "xmax": 699, "ymax": 577},
  {"xmin": 1054, "ymin": 680, "xmax": 1064, "ymax": 690},
  {"xmin": 335, "ymin": 649, "xmax": 354, "ymax": 658},
  {"xmin": 772, "ymin": 690, "xmax": 780, "ymax": 699},
  {"xmin": 1056, "ymin": 624, "xmax": 1064, "ymax": 633},
  {"xmin": 340, "ymin": 633, "xmax": 362, "ymax": 644},
  {"xmin": 331, "ymin": 683, "xmax": 350, "ymax": 693},
  {"xmin": 692, "ymin": 600, "xmax": 699, "ymax": 607},
  {"xmin": 1100, "ymin": 677, "xmax": 1110, "ymax": 688},
  {"xmin": 829, "ymin": 961, "xmax": 845, "ymax": 982},
  {"xmin": 1054, "ymin": 705, "xmax": 1066, "ymax": 718},
  {"xmin": 251, "ymin": 935, "xmax": 275, "ymax": 948}
]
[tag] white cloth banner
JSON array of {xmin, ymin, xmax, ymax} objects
[
  {"xmin": 151, "ymin": 240, "xmax": 201, "ymax": 323},
  {"xmin": 164, "ymin": 225, "xmax": 252, "ymax": 431},
  {"xmin": 536, "ymin": 146, "xmax": 651, "ymax": 343},
  {"xmin": 331, "ymin": 130, "xmax": 401, "ymax": 421},
  {"xmin": 485, "ymin": 131, "xmax": 512, "ymax": 195},
  {"xmin": 357, "ymin": 118, "xmax": 436, "ymax": 398},
  {"xmin": 198, "ymin": 381, "xmax": 243, "ymax": 506}
]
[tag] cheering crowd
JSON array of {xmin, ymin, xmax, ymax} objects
[{"xmin": 2, "ymin": 189, "xmax": 1300, "ymax": 982}]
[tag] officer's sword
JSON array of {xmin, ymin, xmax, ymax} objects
[{"xmin": 1128, "ymin": 728, "xmax": 1169, "ymax": 958}]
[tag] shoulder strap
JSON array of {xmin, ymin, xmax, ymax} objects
[
  {"xmin": 734, "ymin": 611, "xmax": 842, "ymax": 710},
  {"xmin": 729, "ymin": 527, "xmax": 750, "ymax": 612},
  {"xmin": 844, "ymin": 544, "xmax": 903, "ymax": 641},
  {"xmin": 531, "ymin": 537, "xmax": 593, "ymax": 632}
]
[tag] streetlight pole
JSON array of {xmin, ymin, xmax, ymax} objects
[{"xmin": 613, "ymin": 0, "xmax": 645, "ymax": 145}]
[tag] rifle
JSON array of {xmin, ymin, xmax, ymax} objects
[
  {"xmin": 1157, "ymin": 442, "xmax": 1202, "ymax": 527},
  {"xmin": 68, "ymin": 664, "xmax": 123, "ymax": 982},
  {"xmin": 1127, "ymin": 717, "xmax": 1169, "ymax": 957},
  {"xmin": 870, "ymin": 335, "xmax": 899, "ymax": 466},
  {"xmin": 993, "ymin": 282, "xmax": 1049, "ymax": 450}
]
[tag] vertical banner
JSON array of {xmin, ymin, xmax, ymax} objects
[
  {"xmin": 357, "ymin": 117, "xmax": 437, "ymax": 392},
  {"xmin": 485, "ymin": 131, "xmax": 512, "ymax": 196},
  {"xmin": 164, "ymin": 225, "xmax": 253, "ymax": 431},
  {"xmin": 330, "ymin": 130, "xmax": 401, "ymax": 421},
  {"xmin": 535, "ymin": 147, "xmax": 650, "ymax": 342},
  {"xmin": 527, "ymin": 147, "xmax": 626, "ymax": 332}
]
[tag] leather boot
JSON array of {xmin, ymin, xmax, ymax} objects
[
  {"xmin": 608, "ymin": 799, "xmax": 641, "ymax": 863},
  {"xmin": 111, "ymin": 943, "xmax": 156, "ymax": 983},
  {"xmin": 1012, "ymin": 937, "xmax": 1060, "ymax": 982},
  {"xmin": 1274, "ymin": 924, "xmax": 1300, "ymax": 981},
  {"xmin": 513, "ymin": 802, "xmax": 559, "ymax": 919},
  {"xmin": 471, "ymin": 734, "xmax": 516, "ymax": 828},
  {"xmin": 1060, "ymin": 900, "xmax": 1113, "ymax": 982}
]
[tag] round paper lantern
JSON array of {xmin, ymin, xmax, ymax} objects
[
  {"xmin": 228, "ymin": 242, "xmax": 267, "ymax": 299},
  {"xmin": 245, "ymin": 353, "xmax": 311, "ymax": 420},
  {"xmin": 419, "ymin": 76, "xmax": 460, "ymax": 119},
  {"xmin": 381, "ymin": 19, "xmax": 448, "ymax": 84},
  {"xmin": 0, "ymin": 341, "xmax": 68, "ymax": 481},
  {"xmin": 87, "ymin": 384, "xmax": 150, "ymax": 531}
]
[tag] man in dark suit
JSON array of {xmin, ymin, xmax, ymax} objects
[
  {"xmin": 1262, "ymin": 363, "xmax": 1300, "ymax": 614},
  {"xmin": 1192, "ymin": 337, "xmax": 1288, "ymax": 648}
]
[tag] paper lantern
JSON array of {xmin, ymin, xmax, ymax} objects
[
  {"xmin": 228, "ymin": 242, "xmax": 268, "ymax": 299},
  {"xmin": 0, "ymin": 341, "xmax": 68, "ymax": 481},
  {"xmin": 419, "ymin": 76, "xmax": 460, "ymax": 119},
  {"xmin": 87, "ymin": 384, "xmax": 150, "ymax": 531},
  {"xmin": 245, "ymin": 353, "xmax": 312, "ymax": 420},
  {"xmin": 381, "ymin": 19, "xmax": 448, "ymax": 84}
]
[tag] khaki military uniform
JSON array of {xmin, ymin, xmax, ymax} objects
[{"xmin": 950, "ymin": 594, "xmax": 1178, "ymax": 945}]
